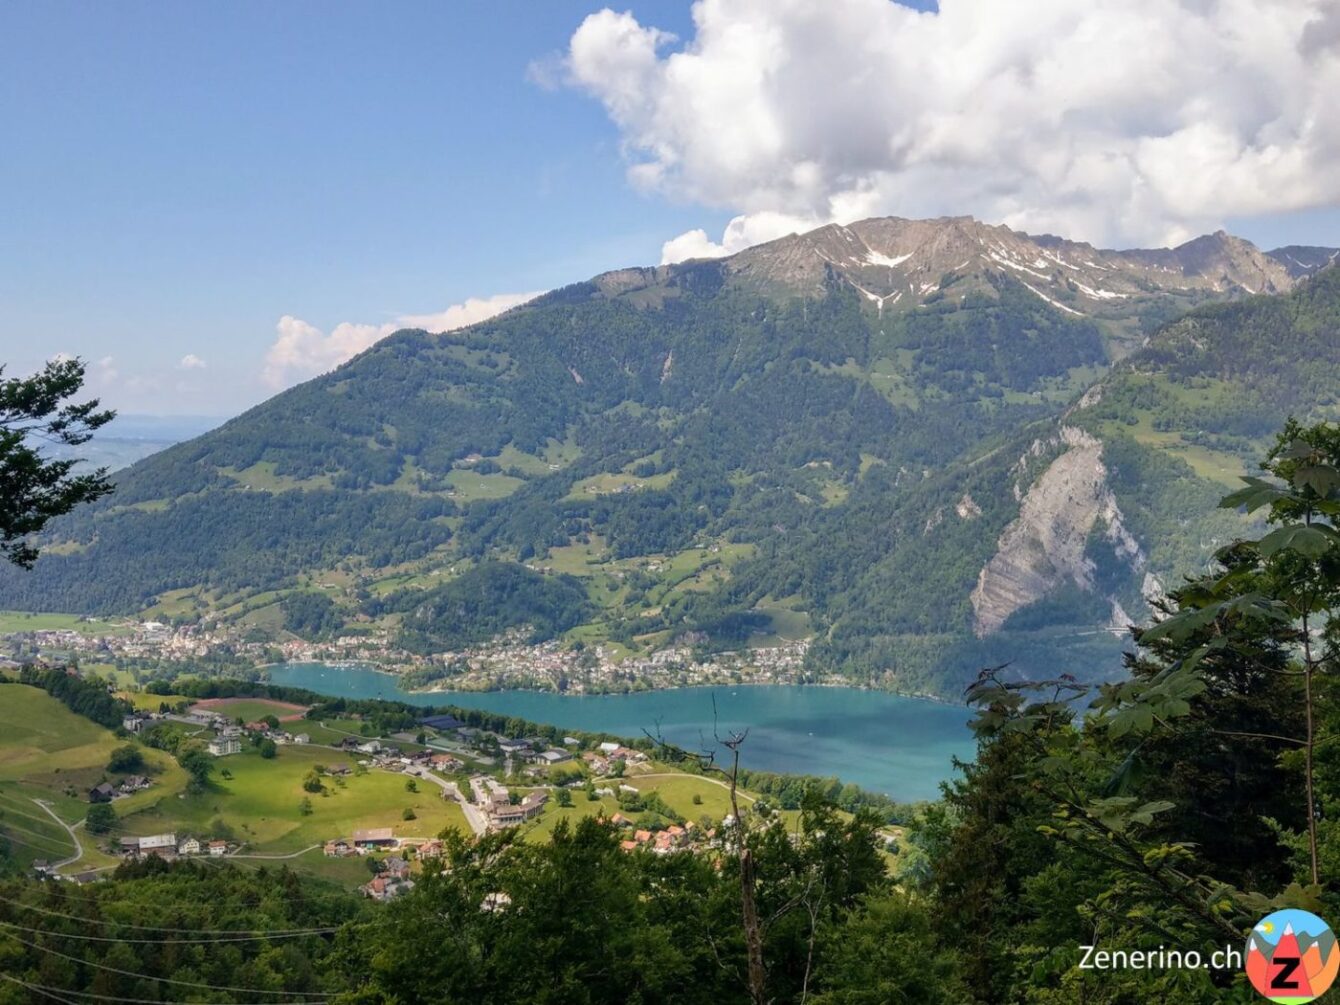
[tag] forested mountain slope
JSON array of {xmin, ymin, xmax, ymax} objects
[{"xmin": 2, "ymin": 217, "xmax": 1335, "ymax": 694}]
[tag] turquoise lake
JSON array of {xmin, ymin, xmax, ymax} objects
[{"xmin": 266, "ymin": 662, "xmax": 977, "ymax": 801}]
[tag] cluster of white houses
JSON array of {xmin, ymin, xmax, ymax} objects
[
  {"xmin": 468, "ymin": 776, "xmax": 549, "ymax": 828},
  {"xmin": 206, "ymin": 720, "xmax": 312, "ymax": 757},
  {"xmin": 120, "ymin": 708, "xmax": 312, "ymax": 758},
  {"xmin": 118, "ymin": 832, "xmax": 231, "ymax": 859},
  {"xmin": 580, "ymin": 741, "xmax": 650, "ymax": 775}
]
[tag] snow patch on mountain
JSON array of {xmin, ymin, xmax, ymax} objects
[{"xmin": 866, "ymin": 250, "xmax": 913, "ymax": 268}]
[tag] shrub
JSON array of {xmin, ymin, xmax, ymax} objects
[
  {"xmin": 107, "ymin": 745, "xmax": 144, "ymax": 774},
  {"xmin": 85, "ymin": 803, "xmax": 118, "ymax": 834}
]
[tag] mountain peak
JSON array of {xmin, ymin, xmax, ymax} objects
[
  {"xmin": 690, "ymin": 215, "xmax": 1307, "ymax": 326},
  {"xmin": 1268, "ymin": 244, "xmax": 1340, "ymax": 279}
]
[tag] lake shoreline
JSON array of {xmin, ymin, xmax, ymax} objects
[
  {"xmin": 258, "ymin": 659, "xmax": 959, "ymax": 707},
  {"xmin": 263, "ymin": 662, "xmax": 977, "ymax": 800}
]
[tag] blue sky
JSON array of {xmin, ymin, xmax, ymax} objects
[
  {"xmin": 3, "ymin": 1, "xmax": 1337, "ymax": 415},
  {"xmin": 0, "ymin": 3, "xmax": 718, "ymax": 413}
]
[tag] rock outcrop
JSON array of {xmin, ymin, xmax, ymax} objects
[{"xmin": 970, "ymin": 427, "xmax": 1144, "ymax": 637}]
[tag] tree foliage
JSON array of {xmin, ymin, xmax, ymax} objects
[{"xmin": 0, "ymin": 357, "xmax": 114, "ymax": 568}]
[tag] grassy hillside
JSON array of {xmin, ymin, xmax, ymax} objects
[
  {"xmin": 0, "ymin": 685, "xmax": 186, "ymax": 872},
  {"xmin": 120, "ymin": 745, "xmax": 470, "ymax": 853}
]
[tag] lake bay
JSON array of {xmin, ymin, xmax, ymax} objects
[{"xmin": 266, "ymin": 662, "xmax": 976, "ymax": 801}]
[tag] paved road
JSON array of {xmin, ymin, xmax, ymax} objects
[
  {"xmin": 402, "ymin": 766, "xmax": 488, "ymax": 836},
  {"xmin": 446, "ymin": 782, "xmax": 489, "ymax": 837},
  {"xmin": 31, "ymin": 799, "xmax": 83, "ymax": 871}
]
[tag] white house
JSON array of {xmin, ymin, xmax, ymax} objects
[
  {"xmin": 138, "ymin": 833, "xmax": 177, "ymax": 855},
  {"xmin": 178, "ymin": 837, "xmax": 201, "ymax": 856},
  {"xmin": 208, "ymin": 736, "xmax": 241, "ymax": 757}
]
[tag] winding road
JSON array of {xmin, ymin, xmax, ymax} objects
[{"xmin": 30, "ymin": 799, "xmax": 83, "ymax": 871}]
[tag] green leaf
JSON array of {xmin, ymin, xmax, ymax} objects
[
  {"xmin": 1128, "ymin": 800, "xmax": 1176, "ymax": 827},
  {"xmin": 1219, "ymin": 476, "xmax": 1287, "ymax": 513},
  {"xmin": 1280, "ymin": 439, "xmax": 1320, "ymax": 461},
  {"xmin": 1139, "ymin": 603, "xmax": 1221, "ymax": 643},
  {"xmin": 1293, "ymin": 464, "xmax": 1340, "ymax": 498},
  {"xmin": 1258, "ymin": 523, "xmax": 1340, "ymax": 558}
]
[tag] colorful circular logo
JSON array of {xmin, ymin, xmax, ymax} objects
[{"xmin": 1247, "ymin": 909, "xmax": 1337, "ymax": 1002}]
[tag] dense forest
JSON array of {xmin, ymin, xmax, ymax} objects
[{"xmin": 376, "ymin": 562, "xmax": 594, "ymax": 653}]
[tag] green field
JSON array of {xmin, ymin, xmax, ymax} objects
[
  {"xmin": 286, "ymin": 718, "xmax": 370, "ymax": 745},
  {"xmin": 516, "ymin": 769, "xmax": 762, "ymax": 845},
  {"xmin": 444, "ymin": 469, "xmax": 526, "ymax": 501},
  {"xmin": 187, "ymin": 697, "xmax": 311, "ymax": 722},
  {"xmin": 563, "ymin": 470, "xmax": 676, "ymax": 502},
  {"xmin": 221, "ymin": 461, "xmax": 333, "ymax": 492},
  {"xmin": 749, "ymin": 601, "xmax": 812, "ymax": 646},
  {"xmin": 1, "ymin": 683, "xmax": 817, "ymax": 887},
  {"xmin": 120, "ymin": 690, "xmax": 192, "ymax": 712},
  {"xmin": 624, "ymin": 772, "xmax": 739, "ymax": 820},
  {"xmin": 521, "ymin": 795, "xmax": 624, "ymax": 842},
  {"xmin": 0, "ymin": 686, "xmax": 478, "ymax": 883},
  {"xmin": 0, "ymin": 610, "xmax": 133, "ymax": 636},
  {"xmin": 120, "ymin": 746, "xmax": 469, "ymax": 853}
]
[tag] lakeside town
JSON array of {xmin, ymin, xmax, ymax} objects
[{"xmin": 0, "ymin": 616, "xmax": 824, "ymax": 694}]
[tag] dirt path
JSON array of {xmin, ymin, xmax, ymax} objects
[
  {"xmin": 626, "ymin": 772, "xmax": 758, "ymax": 804},
  {"xmin": 30, "ymin": 799, "xmax": 83, "ymax": 871},
  {"xmin": 228, "ymin": 844, "xmax": 321, "ymax": 860}
]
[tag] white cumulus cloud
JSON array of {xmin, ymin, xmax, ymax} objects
[
  {"xmin": 261, "ymin": 291, "xmax": 543, "ymax": 390},
  {"xmin": 397, "ymin": 291, "xmax": 545, "ymax": 334},
  {"xmin": 179, "ymin": 354, "xmax": 207, "ymax": 370},
  {"xmin": 559, "ymin": 0, "xmax": 1340, "ymax": 261}
]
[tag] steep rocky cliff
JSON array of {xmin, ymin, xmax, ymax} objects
[{"xmin": 970, "ymin": 427, "xmax": 1144, "ymax": 637}]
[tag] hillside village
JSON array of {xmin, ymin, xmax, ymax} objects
[{"xmin": 3, "ymin": 672, "xmax": 861, "ymax": 901}]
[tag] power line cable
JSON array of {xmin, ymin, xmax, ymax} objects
[
  {"xmin": 0, "ymin": 916, "xmax": 339, "ymax": 945},
  {"xmin": 1, "ymin": 973, "xmax": 326, "ymax": 1005},
  {"xmin": 0, "ymin": 973, "xmax": 85, "ymax": 1005},
  {"xmin": 0, "ymin": 817, "xmax": 80, "ymax": 852},
  {"xmin": 0, "ymin": 793, "xmax": 81, "ymax": 828},
  {"xmin": 0, "ymin": 892, "xmax": 344, "ymax": 936},
  {"xmin": 0, "ymin": 927, "xmax": 332, "ymax": 998},
  {"xmin": 0, "ymin": 828, "xmax": 80, "ymax": 858}
]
